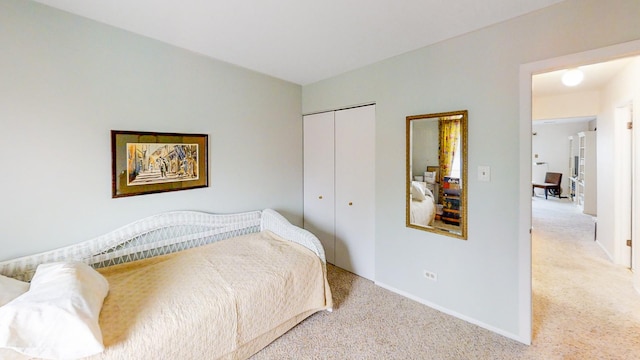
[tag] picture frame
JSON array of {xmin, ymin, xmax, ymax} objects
[{"xmin": 111, "ymin": 130, "xmax": 208, "ymax": 198}]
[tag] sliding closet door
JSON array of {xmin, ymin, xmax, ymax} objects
[
  {"xmin": 303, "ymin": 111, "xmax": 336, "ymax": 263},
  {"xmin": 335, "ymin": 105, "xmax": 375, "ymax": 280}
]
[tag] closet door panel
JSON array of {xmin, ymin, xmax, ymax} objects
[
  {"xmin": 303, "ymin": 112, "xmax": 336, "ymax": 263},
  {"xmin": 334, "ymin": 105, "xmax": 375, "ymax": 280}
]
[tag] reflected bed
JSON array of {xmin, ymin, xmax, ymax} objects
[{"xmin": 409, "ymin": 181, "xmax": 436, "ymax": 227}]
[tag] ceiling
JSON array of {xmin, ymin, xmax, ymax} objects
[
  {"xmin": 532, "ymin": 56, "xmax": 638, "ymax": 97},
  {"xmin": 32, "ymin": 0, "xmax": 563, "ymax": 85},
  {"xmin": 532, "ymin": 56, "xmax": 638, "ymax": 124}
]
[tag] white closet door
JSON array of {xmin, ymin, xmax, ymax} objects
[
  {"xmin": 335, "ymin": 105, "xmax": 375, "ymax": 280},
  {"xmin": 303, "ymin": 111, "xmax": 336, "ymax": 263}
]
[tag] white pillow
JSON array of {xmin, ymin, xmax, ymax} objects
[
  {"xmin": 424, "ymin": 171, "xmax": 437, "ymax": 184},
  {"xmin": 0, "ymin": 262, "xmax": 109, "ymax": 360},
  {"xmin": 423, "ymin": 186, "xmax": 434, "ymax": 199},
  {"xmin": 0, "ymin": 275, "xmax": 29, "ymax": 307},
  {"xmin": 411, "ymin": 181, "xmax": 427, "ymax": 201}
]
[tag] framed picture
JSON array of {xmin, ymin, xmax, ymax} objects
[{"xmin": 111, "ymin": 130, "xmax": 208, "ymax": 198}]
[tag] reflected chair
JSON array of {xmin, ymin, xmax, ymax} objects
[{"xmin": 532, "ymin": 172, "xmax": 563, "ymax": 199}]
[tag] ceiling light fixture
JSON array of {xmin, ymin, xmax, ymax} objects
[{"xmin": 561, "ymin": 68, "xmax": 584, "ymax": 87}]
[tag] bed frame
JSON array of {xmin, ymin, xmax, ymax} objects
[{"xmin": 0, "ymin": 209, "xmax": 326, "ymax": 282}]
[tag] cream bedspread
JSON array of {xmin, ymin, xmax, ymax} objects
[
  {"xmin": 410, "ymin": 198, "xmax": 436, "ymax": 227},
  {"xmin": 1, "ymin": 230, "xmax": 332, "ymax": 360}
]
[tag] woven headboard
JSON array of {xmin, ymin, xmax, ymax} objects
[
  {"xmin": 0, "ymin": 209, "xmax": 326, "ymax": 281},
  {"xmin": 2, "ymin": 210, "xmax": 320, "ymax": 282},
  {"xmin": 260, "ymin": 209, "xmax": 326, "ymax": 263}
]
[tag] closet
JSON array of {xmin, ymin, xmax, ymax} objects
[{"xmin": 303, "ymin": 104, "xmax": 375, "ymax": 280}]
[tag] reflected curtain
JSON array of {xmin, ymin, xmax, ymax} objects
[{"xmin": 438, "ymin": 117, "xmax": 460, "ymax": 183}]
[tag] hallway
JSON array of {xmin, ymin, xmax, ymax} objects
[{"xmin": 532, "ymin": 197, "xmax": 640, "ymax": 358}]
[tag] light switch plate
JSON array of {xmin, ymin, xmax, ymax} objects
[{"xmin": 478, "ymin": 166, "xmax": 491, "ymax": 182}]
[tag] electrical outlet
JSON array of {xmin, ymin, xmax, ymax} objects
[
  {"xmin": 478, "ymin": 166, "xmax": 491, "ymax": 182},
  {"xmin": 423, "ymin": 270, "xmax": 438, "ymax": 281}
]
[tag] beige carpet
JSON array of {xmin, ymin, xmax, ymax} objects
[{"xmin": 251, "ymin": 197, "xmax": 640, "ymax": 359}]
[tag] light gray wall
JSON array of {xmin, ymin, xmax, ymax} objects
[
  {"xmin": 302, "ymin": 0, "xmax": 640, "ymax": 340},
  {"xmin": 411, "ymin": 119, "xmax": 438, "ymax": 178},
  {"xmin": 0, "ymin": 0, "xmax": 302, "ymax": 261}
]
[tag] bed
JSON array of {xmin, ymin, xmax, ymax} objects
[
  {"xmin": 409, "ymin": 181, "xmax": 436, "ymax": 227},
  {"xmin": 0, "ymin": 209, "xmax": 333, "ymax": 360}
]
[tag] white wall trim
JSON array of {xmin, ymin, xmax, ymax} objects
[
  {"xmin": 614, "ymin": 103, "xmax": 633, "ymax": 266},
  {"xmin": 301, "ymin": 101, "xmax": 376, "ymax": 117},
  {"xmin": 596, "ymin": 239, "xmax": 615, "ymax": 262},
  {"xmin": 518, "ymin": 65, "xmax": 533, "ymax": 345},
  {"xmin": 633, "ymin": 90, "xmax": 640, "ymax": 290},
  {"xmin": 375, "ymin": 281, "xmax": 528, "ymax": 344},
  {"xmin": 519, "ymin": 39, "xmax": 640, "ymax": 346}
]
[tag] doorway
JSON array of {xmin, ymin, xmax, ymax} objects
[{"xmin": 518, "ymin": 39, "xmax": 640, "ymax": 344}]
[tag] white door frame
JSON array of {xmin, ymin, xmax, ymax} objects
[
  {"xmin": 614, "ymin": 103, "xmax": 633, "ymax": 267},
  {"xmin": 633, "ymin": 91, "xmax": 640, "ymax": 293},
  {"xmin": 518, "ymin": 39, "xmax": 640, "ymax": 345}
]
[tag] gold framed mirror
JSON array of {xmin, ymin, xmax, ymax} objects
[{"xmin": 406, "ymin": 110, "xmax": 468, "ymax": 239}]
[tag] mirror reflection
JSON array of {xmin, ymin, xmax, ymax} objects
[{"xmin": 406, "ymin": 110, "xmax": 467, "ymax": 239}]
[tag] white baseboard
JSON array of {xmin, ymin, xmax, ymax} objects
[
  {"xmin": 374, "ymin": 281, "xmax": 530, "ymax": 345},
  {"xmin": 595, "ymin": 239, "xmax": 614, "ymax": 262}
]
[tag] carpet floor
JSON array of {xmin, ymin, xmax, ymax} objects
[{"xmin": 251, "ymin": 197, "xmax": 640, "ymax": 359}]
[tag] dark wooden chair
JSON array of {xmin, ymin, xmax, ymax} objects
[{"xmin": 532, "ymin": 172, "xmax": 563, "ymax": 199}]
